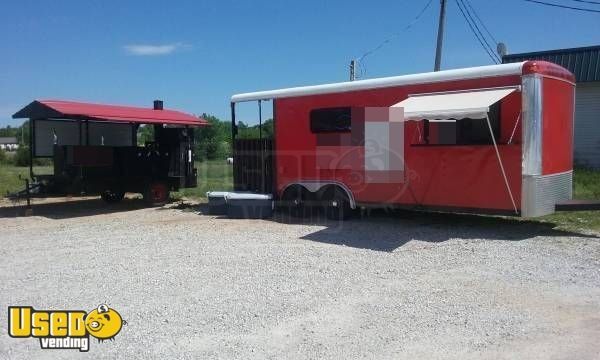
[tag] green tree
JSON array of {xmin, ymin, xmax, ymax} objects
[
  {"xmin": 0, "ymin": 125, "xmax": 17, "ymax": 137},
  {"xmin": 237, "ymin": 118, "xmax": 273, "ymax": 139},
  {"xmin": 0, "ymin": 122, "xmax": 28, "ymax": 145},
  {"xmin": 13, "ymin": 146, "xmax": 30, "ymax": 167},
  {"xmin": 137, "ymin": 125, "xmax": 154, "ymax": 145},
  {"xmin": 196, "ymin": 114, "xmax": 232, "ymax": 161}
]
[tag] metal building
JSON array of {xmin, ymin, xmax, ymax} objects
[
  {"xmin": 0, "ymin": 137, "xmax": 19, "ymax": 151},
  {"xmin": 503, "ymin": 45, "xmax": 600, "ymax": 169}
]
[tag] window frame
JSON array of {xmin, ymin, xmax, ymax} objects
[{"xmin": 309, "ymin": 107, "xmax": 352, "ymax": 134}]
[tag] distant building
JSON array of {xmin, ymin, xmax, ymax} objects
[
  {"xmin": 503, "ymin": 45, "xmax": 600, "ymax": 169},
  {"xmin": 0, "ymin": 137, "xmax": 19, "ymax": 151}
]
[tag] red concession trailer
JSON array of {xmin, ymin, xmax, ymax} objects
[{"xmin": 230, "ymin": 61, "xmax": 575, "ymax": 219}]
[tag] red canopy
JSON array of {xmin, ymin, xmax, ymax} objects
[{"xmin": 13, "ymin": 100, "xmax": 208, "ymax": 126}]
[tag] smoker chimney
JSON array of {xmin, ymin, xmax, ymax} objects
[{"xmin": 153, "ymin": 100, "xmax": 163, "ymax": 110}]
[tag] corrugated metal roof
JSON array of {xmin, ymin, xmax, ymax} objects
[
  {"xmin": 13, "ymin": 100, "xmax": 208, "ymax": 126},
  {"xmin": 503, "ymin": 45, "xmax": 600, "ymax": 82},
  {"xmin": 0, "ymin": 137, "xmax": 18, "ymax": 144}
]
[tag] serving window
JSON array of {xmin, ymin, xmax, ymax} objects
[
  {"xmin": 391, "ymin": 87, "xmax": 519, "ymax": 147},
  {"xmin": 412, "ymin": 102, "xmax": 501, "ymax": 146}
]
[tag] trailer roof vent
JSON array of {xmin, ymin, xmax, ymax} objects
[{"xmin": 153, "ymin": 100, "xmax": 163, "ymax": 110}]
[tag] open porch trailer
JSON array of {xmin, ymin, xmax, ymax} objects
[
  {"xmin": 230, "ymin": 61, "xmax": 579, "ymax": 219},
  {"xmin": 11, "ymin": 99, "xmax": 207, "ymax": 206}
]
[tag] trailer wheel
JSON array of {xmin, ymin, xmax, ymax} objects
[
  {"xmin": 280, "ymin": 185, "xmax": 307, "ymax": 218},
  {"xmin": 324, "ymin": 187, "xmax": 352, "ymax": 221},
  {"xmin": 144, "ymin": 182, "xmax": 169, "ymax": 207},
  {"xmin": 101, "ymin": 190, "xmax": 125, "ymax": 204}
]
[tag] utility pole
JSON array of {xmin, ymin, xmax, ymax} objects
[
  {"xmin": 434, "ymin": 0, "xmax": 447, "ymax": 71},
  {"xmin": 350, "ymin": 59, "xmax": 356, "ymax": 81}
]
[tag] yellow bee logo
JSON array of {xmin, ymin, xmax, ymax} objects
[{"xmin": 84, "ymin": 304, "xmax": 125, "ymax": 341}]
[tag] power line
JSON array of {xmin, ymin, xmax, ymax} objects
[
  {"xmin": 458, "ymin": 0, "xmax": 500, "ymax": 62},
  {"xmin": 454, "ymin": 0, "xmax": 500, "ymax": 63},
  {"xmin": 356, "ymin": 60, "xmax": 366, "ymax": 78},
  {"xmin": 463, "ymin": 0, "xmax": 498, "ymax": 44},
  {"xmin": 522, "ymin": 0, "xmax": 600, "ymax": 13},
  {"xmin": 570, "ymin": 0, "xmax": 600, "ymax": 5},
  {"xmin": 357, "ymin": 0, "xmax": 434, "ymax": 63}
]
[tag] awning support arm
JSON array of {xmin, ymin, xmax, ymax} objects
[
  {"xmin": 508, "ymin": 112, "xmax": 521, "ymax": 145},
  {"xmin": 258, "ymin": 100, "xmax": 265, "ymax": 193},
  {"xmin": 486, "ymin": 115, "xmax": 518, "ymax": 214}
]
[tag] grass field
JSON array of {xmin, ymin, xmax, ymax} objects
[
  {"xmin": 172, "ymin": 160, "xmax": 233, "ymax": 199},
  {"xmin": 1, "ymin": 161, "xmax": 598, "ymax": 232},
  {"xmin": 571, "ymin": 167, "xmax": 600, "ymax": 200},
  {"xmin": 540, "ymin": 167, "xmax": 600, "ymax": 232},
  {"xmin": 0, "ymin": 164, "xmax": 52, "ymax": 196},
  {"xmin": 538, "ymin": 167, "xmax": 600, "ymax": 232}
]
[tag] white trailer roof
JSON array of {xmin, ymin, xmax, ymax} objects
[
  {"xmin": 392, "ymin": 87, "xmax": 519, "ymax": 120},
  {"xmin": 231, "ymin": 62, "xmax": 526, "ymax": 103}
]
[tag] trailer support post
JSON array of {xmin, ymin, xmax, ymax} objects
[
  {"xmin": 258, "ymin": 100, "xmax": 265, "ymax": 193},
  {"xmin": 29, "ymin": 118, "xmax": 34, "ymax": 179},
  {"xmin": 24, "ymin": 178, "xmax": 32, "ymax": 216},
  {"xmin": 131, "ymin": 123, "xmax": 137, "ymax": 146},
  {"xmin": 85, "ymin": 120, "xmax": 90, "ymax": 145},
  {"xmin": 231, "ymin": 102, "xmax": 237, "ymax": 142}
]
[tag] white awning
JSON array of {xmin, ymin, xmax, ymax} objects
[
  {"xmin": 231, "ymin": 63, "xmax": 526, "ymax": 102},
  {"xmin": 392, "ymin": 87, "xmax": 518, "ymax": 121}
]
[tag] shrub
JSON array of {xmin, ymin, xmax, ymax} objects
[
  {"xmin": 13, "ymin": 146, "xmax": 30, "ymax": 167},
  {"xmin": 11, "ymin": 146, "xmax": 53, "ymax": 167},
  {"xmin": 0, "ymin": 148, "xmax": 7, "ymax": 164}
]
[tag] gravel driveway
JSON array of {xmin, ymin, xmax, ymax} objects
[{"xmin": 1, "ymin": 198, "xmax": 599, "ymax": 359}]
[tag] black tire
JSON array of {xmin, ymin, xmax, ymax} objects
[
  {"xmin": 280, "ymin": 185, "xmax": 308, "ymax": 218},
  {"xmin": 324, "ymin": 187, "xmax": 352, "ymax": 221},
  {"xmin": 101, "ymin": 190, "xmax": 125, "ymax": 204},
  {"xmin": 143, "ymin": 182, "xmax": 169, "ymax": 207}
]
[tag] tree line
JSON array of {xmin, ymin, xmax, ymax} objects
[{"xmin": 139, "ymin": 114, "xmax": 273, "ymax": 161}]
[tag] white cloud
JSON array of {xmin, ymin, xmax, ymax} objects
[{"xmin": 123, "ymin": 43, "xmax": 189, "ymax": 56}]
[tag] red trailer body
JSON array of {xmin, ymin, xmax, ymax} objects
[{"xmin": 231, "ymin": 61, "xmax": 575, "ymax": 217}]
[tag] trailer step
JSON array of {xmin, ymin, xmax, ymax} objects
[{"xmin": 555, "ymin": 200, "xmax": 600, "ymax": 211}]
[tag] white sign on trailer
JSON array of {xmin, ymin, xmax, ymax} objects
[
  {"xmin": 34, "ymin": 120, "xmax": 135, "ymax": 157},
  {"xmin": 34, "ymin": 119, "xmax": 81, "ymax": 157},
  {"xmin": 87, "ymin": 122, "xmax": 134, "ymax": 147}
]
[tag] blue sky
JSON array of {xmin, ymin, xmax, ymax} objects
[{"xmin": 1, "ymin": 0, "xmax": 599, "ymax": 126}]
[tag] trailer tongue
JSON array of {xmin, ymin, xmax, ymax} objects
[{"xmin": 10, "ymin": 99, "xmax": 208, "ymax": 207}]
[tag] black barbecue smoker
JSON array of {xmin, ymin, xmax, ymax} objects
[{"xmin": 10, "ymin": 99, "xmax": 207, "ymax": 206}]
